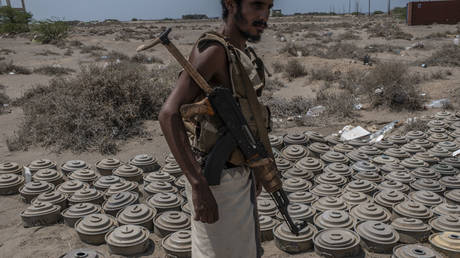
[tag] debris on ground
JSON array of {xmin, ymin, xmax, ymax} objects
[
  {"xmin": 425, "ymin": 98, "xmax": 450, "ymax": 109},
  {"xmin": 306, "ymin": 105, "xmax": 326, "ymax": 117},
  {"xmin": 369, "ymin": 120, "xmax": 398, "ymax": 143},
  {"xmin": 340, "ymin": 125, "xmax": 370, "ymax": 141}
]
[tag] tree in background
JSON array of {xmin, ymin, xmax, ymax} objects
[{"xmin": 0, "ymin": 6, "xmax": 32, "ymax": 33}]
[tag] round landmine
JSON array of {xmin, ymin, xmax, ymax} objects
[
  {"xmin": 295, "ymin": 157, "xmax": 324, "ymax": 175},
  {"xmin": 61, "ymin": 202, "xmax": 102, "ymax": 227},
  {"xmin": 59, "ymin": 248, "xmax": 105, "ymax": 258},
  {"xmin": 406, "ymin": 130, "xmax": 427, "ymax": 141},
  {"xmin": 414, "ymin": 152, "xmax": 440, "ymax": 166},
  {"xmin": 439, "ymin": 176, "xmax": 460, "ymax": 190},
  {"xmin": 451, "ymin": 130, "xmax": 460, "ymax": 138},
  {"xmin": 304, "ymin": 130, "xmax": 326, "ymax": 143},
  {"xmin": 181, "ymin": 202, "xmax": 191, "ymax": 215},
  {"xmin": 350, "ymin": 203, "xmax": 391, "ymax": 223},
  {"xmin": 411, "ymin": 139, "xmax": 434, "ymax": 149},
  {"xmin": 373, "ymin": 139, "xmax": 397, "ymax": 150},
  {"xmin": 146, "ymin": 192, "xmax": 183, "ymax": 213},
  {"xmin": 276, "ymin": 157, "xmax": 294, "ymax": 173},
  {"xmin": 93, "ymin": 176, "xmax": 125, "ymax": 192},
  {"xmin": 410, "ymin": 178, "xmax": 446, "ymax": 193},
  {"xmin": 273, "ymin": 222, "xmax": 317, "ymax": 254},
  {"xmin": 355, "ymin": 220, "xmax": 399, "ymax": 253},
  {"xmin": 164, "ymin": 153, "xmax": 176, "ymax": 164},
  {"xmin": 281, "ymin": 144, "xmax": 309, "ymax": 162},
  {"xmin": 437, "ymin": 141, "xmax": 459, "ymax": 152},
  {"xmin": 357, "ymin": 146, "xmax": 382, "ymax": 157},
  {"xmin": 429, "ymin": 215, "xmax": 460, "ymax": 233},
  {"xmin": 429, "ymin": 127, "xmax": 447, "ymax": 135},
  {"xmin": 351, "ymin": 161, "xmax": 379, "ymax": 174},
  {"xmin": 384, "ymin": 148, "xmax": 411, "ymax": 159},
  {"xmin": 435, "ymin": 111, "xmax": 452, "ymax": 120},
  {"xmin": 333, "ymin": 143, "xmax": 355, "ymax": 154},
  {"xmin": 428, "ymin": 147, "xmax": 452, "ymax": 159},
  {"xmin": 75, "ymin": 213, "xmax": 117, "ymax": 245},
  {"xmin": 348, "ymin": 138, "xmax": 370, "ymax": 147},
  {"xmin": 372, "ymin": 155, "xmax": 399, "ymax": 166},
  {"xmin": 258, "ymin": 199, "xmax": 278, "ymax": 217},
  {"xmin": 374, "ymin": 190, "xmax": 408, "ymax": 212},
  {"xmin": 33, "ymin": 191, "xmax": 68, "ymax": 210},
  {"xmin": 392, "ymin": 244, "xmax": 442, "ymax": 258},
  {"xmin": 283, "ymin": 133, "xmax": 308, "ymax": 146},
  {"xmin": 144, "ymin": 181, "xmax": 178, "ymax": 196},
  {"xmin": 283, "ymin": 167, "xmax": 314, "ymax": 181},
  {"xmin": 445, "ymin": 189, "xmax": 460, "ymax": 205},
  {"xmin": 385, "ymin": 172, "xmax": 416, "ymax": 184},
  {"xmin": 346, "ymin": 150, "xmax": 370, "ymax": 163},
  {"xmin": 143, "ymin": 171, "xmax": 175, "ymax": 185},
  {"xmin": 314, "ymin": 210, "xmax": 355, "ymax": 230},
  {"xmin": 378, "ymin": 180, "xmax": 410, "ymax": 194},
  {"xmin": 388, "ymin": 135, "xmax": 408, "ymax": 145},
  {"xmin": 27, "ymin": 159, "xmax": 57, "ymax": 173},
  {"xmin": 19, "ymin": 181, "xmax": 54, "ymax": 203},
  {"xmin": 314, "ymin": 172, "xmax": 347, "ymax": 187},
  {"xmin": 105, "ymin": 181, "xmax": 139, "ymax": 197},
  {"xmin": 95, "ymin": 158, "xmax": 122, "ymax": 176},
  {"xmin": 320, "ymin": 151, "xmax": 349, "ymax": 165},
  {"xmin": 313, "ymin": 228, "xmax": 362, "ymax": 258},
  {"xmin": 428, "ymin": 133, "xmax": 453, "ymax": 144},
  {"xmin": 32, "ymin": 169, "xmax": 65, "ymax": 186},
  {"xmin": 429, "ymin": 232, "xmax": 460, "ymax": 258},
  {"xmin": 432, "ymin": 203, "xmax": 460, "ymax": 217},
  {"xmin": 0, "ymin": 162, "xmax": 23, "ymax": 175},
  {"xmin": 408, "ymin": 191, "xmax": 444, "ymax": 208},
  {"xmin": 288, "ymin": 191, "xmax": 318, "ymax": 205},
  {"xmin": 323, "ymin": 163, "xmax": 353, "ymax": 178},
  {"xmin": 352, "ymin": 171, "xmax": 383, "ymax": 183},
  {"xmin": 113, "ymin": 165, "xmax": 143, "ymax": 183},
  {"xmin": 154, "ymin": 211, "xmax": 191, "ymax": 238},
  {"xmin": 259, "ymin": 215, "xmax": 279, "ymax": 242},
  {"xmin": 344, "ymin": 179, "xmax": 377, "ymax": 195},
  {"xmin": 68, "ymin": 188, "xmax": 105, "ymax": 206},
  {"xmin": 282, "ymin": 177, "xmax": 312, "ymax": 194},
  {"xmin": 380, "ymin": 163, "xmax": 409, "ymax": 175},
  {"xmin": 391, "ymin": 218, "xmax": 431, "ymax": 244},
  {"xmin": 60, "ymin": 160, "xmax": 90, "ymax": 175},
  {"xmin": 105, "ymin": 225, "xmax": 150, "ymax": 256},
  {"xmin": 340, "ymin": 191, "xmax": 372, "ymax": 208},
  {"xmin": 20, "ymin": 201, "xmax": 61, "ymax": 227},
  {"xmin": 400, "ymin": 158, "xmax": 429, "ymax": 170},
  {"xmin": 69, "ymin": 169, "xmax": 100, "ymax": 186},
  {"xmin": 57, "ymin": 180, "xmax": 89, "ymax": 197},
  {"xmin": 312, "ymin": 196, "xmax": 348, "ymax": 213},
  {"xmin": 162, "ymin": 230, "xmax": 192, "ymax": 258},
  {"xmin": 427, "ymin": 120, "xmax": 449, "ymax": 129},
  {"xmin": 308, "ymin": 142, "xmax": 330, "ymax": 158},
  {"xmin": 275, "ymin": 203, "xmax": 316, "ymax": 224},
  {"xmin": 325, "ymin": 134, "xmax": 341, "ymax": 146},
  {"xmin": 269, "ymin": 135, "xmax": 284, "ymax": 150},
  {"xmin": 441, "ymin": 157, "xmax": 460, "ymax": 170},
  {"xmin": 310, "ymin": 184, "xmax": 342, "ymax": 197},
  {"xmin": 0, "ymin": 173, "xmax": 24, "ymax": 195},
  {"xmin": 411, "ymin": 167, "xmax": 441, "ymax": 180},
  {"xmin": 103, "ymin": 191, "xmax": 139, "ymax": 216},
  {"xmin": 432, "ymin": 164, "xmax": 458, "ymax": 177},
  {"xmin": 393, "ymin": 200, "xmax": 433, "ymax": 222},
  {"xmin": 174, "ymin": 175, "xmax": 186, "ymax": 190},
  {"xmin": 129, "ymin": 154, "xmax": 160, "ymax": 173}
]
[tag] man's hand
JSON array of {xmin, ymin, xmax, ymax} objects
[{"xmin": 192, "ymin": 180, "xmax": 219, "ymax": 224}]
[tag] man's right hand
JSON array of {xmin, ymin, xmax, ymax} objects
[{"xmin": 191, "ymin": 179, "xmax": 219, "ymax": 224}]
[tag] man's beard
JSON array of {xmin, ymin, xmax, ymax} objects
[{"xmin": 234, "ymin": 8, "xmax": 265, "ymax": 43}]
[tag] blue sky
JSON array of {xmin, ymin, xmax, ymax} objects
[{"xmin": 10, "ymin": 0, "xmax": 411, "ymax": 21}]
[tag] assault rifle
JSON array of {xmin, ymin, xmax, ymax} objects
[{"xmin": 137, "ymin": 28, "xmax": 306, "ymax": 235}]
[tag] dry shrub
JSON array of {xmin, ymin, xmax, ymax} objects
[
  {"xmin": 364, "ymin": 44, "xmax": 403, "ymax": 54},
  {"xmin": 130, "ymin": 53, "xmax": 163, "ymax": 64},
  {"xmin": 402, "ymin": 119, "xmax": 428, "ymax": 134},
  {"xmin": 285, "ymin": 59, "xmax": 307, "ymax": 79},
  {"xmin": 0, "ymin": 61, "xmax": 31, "ymax": 74},
  {"xmin": 104, "ymin": 50, "xmax": 129, "ymax": 61},
  {"xmin": 10, "ymin": 61, "xmax": 176, "ymax": 154},
  {"xmin": 362, "ymin": 62, "xmax": 423, "ymax": 111},
  {"xmin": 80, "ymin": 44, "xmax": 106, "ymax": 54},
  {"xmin": 316, "ymin": 89, "xmax": 356, "ymax": 118},
  {"xmin": 271, "ymin": 61, "xmax": 284, "ymax": 73},
  {"xmin": 324, "ymin": 43, "xmax": 365, "ymax": 59},
  {"xmin": 0, "ymin": 84, "xmax": 9, "ymax": 106},
  {"xmin": 262, "ymin": 96, "xmax": 313, "ymax": 117},
  {"xmin": 34, "ymin": 65, "xmax": 75, "ymax": 76},
  {"xmin": 264, "ymin": 79, "xmax": 284, "ymax": 92},
  {"xmin": 335, "ymin": 32, "xmax": 361, "ymax": 41},
  {"xmin": 368, "ymin": 22, "xmax": 413, "ymax": 40},
  {"xmin": 34, "ymin": 50, "xmax": 59, "ymax": 56},
  {"xmin": 423, "ymin": 44, "xmax": 460, "ymax": 67},
  {"xmin": 338, "ymin": 69, "xmax": 365, "ymax": 94},
  {"xmin": 310, "ymin": 66, "xmax": 339, "ymax": 82}
]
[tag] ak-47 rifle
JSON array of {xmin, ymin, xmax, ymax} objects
[{"xmin": 137, "ymin": 28, "xmax": 306, "ymax": 235}]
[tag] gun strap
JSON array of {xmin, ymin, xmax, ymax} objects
[{"xmin": 233, "ymin": 55, "xmax": 274, "ymax": 159}]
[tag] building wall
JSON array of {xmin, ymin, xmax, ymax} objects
[{"xmin": 407, "ymin": 1, "xmax": 460, "ymax": 25}]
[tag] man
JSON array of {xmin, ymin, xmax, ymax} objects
[{"xmin": 159, "ymin": 0, "xmax": 273, "ymax": 257}]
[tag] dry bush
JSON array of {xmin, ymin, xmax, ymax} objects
[
  {"xmin": 368, "ymin": 22, "xmax": 413, "ymax": 40},
  {"xmin": 338, "ymin": 69, "xmax": 365, "ymax": 94},
  {"xmin": 34, "ymin": 65, "xmax": 75, "ymax": 76},
  {"xmin": 430, "ymin": 70, "xmax": 449, "ymax": 80},
  {"xmin": 264, "ymin": 78, "xmax": 284, "ymax": 92},
  {"xmin": 80, "ymin": 44, "xmax": 106, "ymax": 54},
  {"xmin": 335, "ymin": 32, "xmax": 361, "ymax": 41},
  {"xmin": 285, "ymin": 59, "xmax": 307, "ymax": 79},
  {"xmin": 0, "ymin": 84, "xmax": 9, "ymax": 106},
  {"xmin": 262, "ymin": 96, "xmax": 313, "ymax": 117},
  {"xmin": 0, "ymin": 48, "xmax": 16, "ymax": 55},
  {"xmin": 362, "ymin": 62, "xmax": 423, "ymax": 111},
  {"xmin": 10, "ymin": 61, "xmax": 177, "ymax": 154},
  {"xmin": 64, "ymin": 48, "xmax": 73, "ymax": 56},
  {"xmin": 271, "ymin": 61, "xmax": 284, "ymax": 73},
  {"xmin": 423, "ymin": 44, "xmax": 460, "ymax": 67},
  {"xmin": 310, "ymin": 66, "xmax": 340, "ymax": 82},
  {"xmin": 280, "ymin": 42, "xmax": 365, "ymax": 60},
  {"xmin": 0, "ymin": 61, "xmax": 31, "ymax": 74},
  {"xmin": 130, "ymin": 53, "xmax": 163, "ymax": 64},
  {"xmin": 68, "ymin": 40, "xmax": 83, "ymax": 47},
  {"xmin": 364, "ymin": 44, "xmax": 403, "ymax": 54},
  {"xmin": 401, "ymin": 119, "xmax": 428, "ymax": 134},
  {"xmin": 316, "ymin": 89, "xmax": 356, "ymax": 118},
  {"xmin": 104, "ymin": 50, "xmax": 129, "ymax": 61},
  {"xmin": 34, "ymin": 50, "xmax": 59, "ymax": 56}
]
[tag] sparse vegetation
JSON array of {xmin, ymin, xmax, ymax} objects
[
  {"xmin": 33, "ymin": 65, "xmax": 75, "ymax": 76},
  {"xmin": 35, "ymin": 50, "xmax": 59, "ymax": 56},
  {"xmin": 79, "ymin": 44, "xmax": 106, "ymax": 55},
  {"xmin": 262, "ymin": 96, "xmax": 312, "ymax": 117},
  {"xmin": 0, "ymin": 84, "xmax": 9, "ymax": 107},
  {"xmin": 285, "ymin": 59, "xmax": 307, "ymax": 79},
  {"xmin": 281, "ymin": 42, "xmax": 365, "ymax": 60},
  {"xmin": 423, "ymin": 44, "xmax": 460, "ymax": 67},
  {"xmin": 0, "ymin": 6, "xmax": 32, "ymax": 33},
  {"xmin": 0, "ymin": 61, "xmax": 31, "ymax": 74},
  {"xmin": 264, "ymin": 79, "xmax": 284, "ymax": 92},
  {"xmin": 402, "ymin": 119, "xmax": 429, "ymax": 134},
  {"xmin": 10, "ymin": 61, "xmax": 177, "ymax": 154},
  {"xmin": 310, "ymin": 66, "xmax": 339, "ymax": 82},
  {"xmin": 368, "ymin": 22, "xmax": 413, "ymax": 40},
  {"xmin": 33, "ymin": 19, "xmax": 70, "ymax": 44},
  {"xmin": 130, "ymin": 53, "xmax": 163, "ymax": 64},
  {"xmin": 316, "ymin": 89, "xmax": 356, "ymax": 118}
]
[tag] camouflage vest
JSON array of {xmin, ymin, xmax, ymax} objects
[{"xmin": 189, "ymin": 32, "xmax": 271, "ymax": 166}]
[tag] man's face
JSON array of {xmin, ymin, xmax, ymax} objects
[{"xmin": 233, "ymin": 0, "xmax": 273, "ymax": 42}]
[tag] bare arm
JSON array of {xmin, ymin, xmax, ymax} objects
[{"xmin": 158, "ymin": 43, "xmax": 228, "ymax": 223}]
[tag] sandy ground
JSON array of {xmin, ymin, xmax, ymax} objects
[{"xmin": 1, "ymin": 14, "xmax": 459, "ymax": 257}]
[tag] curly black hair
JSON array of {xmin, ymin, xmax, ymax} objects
[{"xmin": 221, "ymin": 0, "xmax": 243, "ymax": 20}]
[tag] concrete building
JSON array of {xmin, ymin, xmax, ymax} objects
[{"xmin": 407, "ymin": 0, "xmax": 460, "ymax": 25}]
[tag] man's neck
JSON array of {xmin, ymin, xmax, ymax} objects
[{"xmin": 220, "ymin": 23, "xmax": 247, "ymax": 51}]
